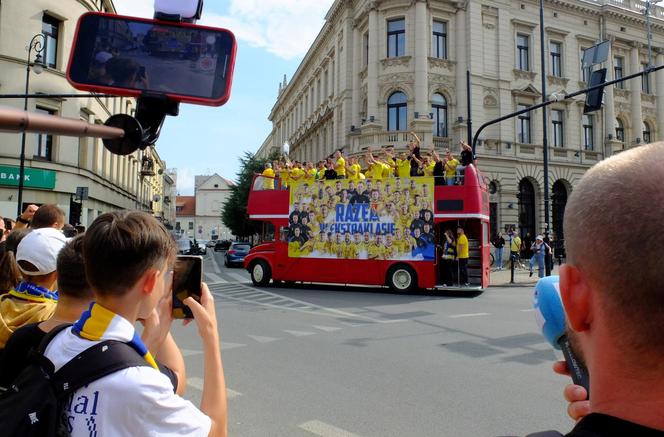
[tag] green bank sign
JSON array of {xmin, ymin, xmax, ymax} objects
[{"xmin": 0, "ymin": 165, "xmax": 56, "ymax": 190}]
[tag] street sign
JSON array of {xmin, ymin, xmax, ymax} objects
[
  {"xmin": 582, "ymin": 41, "xmax": 609, "ymax": 68},
  {"xmin": 76, "ymin": 186, "xmax": 89, "ymax": 200},
  {"xmin": 0, "ymin": 165, "xmax": 56, "ymax": 189}
]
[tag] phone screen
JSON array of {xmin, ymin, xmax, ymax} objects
[
  {"xmin": 67, "ymin": 12, "xmax": 236, "ymax": 105},
  {"xmin": 172, "ymin": 255, "xmax": 202, "ymax": 319}
]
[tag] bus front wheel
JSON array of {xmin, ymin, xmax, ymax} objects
[
  {"xmin": 387, "ymin": 265, "xmax": 417, "ymax": 293},
  {"xmin": 250, "ymin": 260, "xmax": 272, "ymax": 286}
]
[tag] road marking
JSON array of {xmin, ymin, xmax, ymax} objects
[
  {"xmin": 448, "ymin": 312, "xmax": 490, "ymax": 318},
  {"xmin": 313, "ymin": 325, "xmax": 343, "ymax": 332},
  {"xmin": 205, "ymin": 272, "xmax": 227, "ymax": 283},
  {"xmin": 187, "ymin": 377, "xmax": 242, "ymax": 399},
  {"xmin": 209, "ymin": 283, "xmax": 403, "ymax": 324},
  {"xmin": 226, "ymin": 271, "xmax": 249, "ymax": 283},
  {"xmin": 180, "ymin": 348, "xmax": 203, "ymax": 357},
  {"xmin": 520, "ymin": 309, "xmax": 535, "ymax": 312},
  {"xmin": 299, "ymin": 420, "xmax": 362, "ymax": 437},
  {"xmin": 209, "ymin": 252, "xmax": 222, "ymax": 273},
  {"xmin": 284, "ymin": 329, "xmax": 315, "ymax": 337},
  {"xmin": 247, "ymin": 334, "xmax": 281, "ymax": 343},
  {"xmin": 221, "ymin": 341, "xmax": 247, "ymax": 350}
]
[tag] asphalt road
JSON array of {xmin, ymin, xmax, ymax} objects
[{"xmin": 170, "ymin": 249, "xmax": 574, "ymax": 437}]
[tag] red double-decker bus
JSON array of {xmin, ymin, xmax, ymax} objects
[{"xmin": 243, "ymin": 166, "xmax": 490, "ymax": 292}]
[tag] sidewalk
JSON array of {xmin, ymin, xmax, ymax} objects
[{"xmin": 488, "ymin": 263, "xmax": 560, "ymax": 287}]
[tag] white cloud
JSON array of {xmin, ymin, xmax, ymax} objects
[
  {"xmin": 175, "ymin": 167, "xmax": 195, "ymax": 195},
  {"xmin": 113, "ymin": 0, "xmax": 334, "ymax": 60}
]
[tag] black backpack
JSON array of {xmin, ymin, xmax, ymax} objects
[{"xmin": 0, "ymin": 324, "xmax": 150, "ymax": 437}]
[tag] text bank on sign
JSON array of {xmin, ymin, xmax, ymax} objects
[
  {"xmin": 286, "ymin": 177, "xmax": 435, "ymax": 261},
  {"xmin": 0, "ymin": 165, "xmax": 56, "ymax": 190}
]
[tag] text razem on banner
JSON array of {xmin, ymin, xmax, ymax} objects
[{"xmin": 286, "ymin": 177, "xmax": 435, "ymax": 260}]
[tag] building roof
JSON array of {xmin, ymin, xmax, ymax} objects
[
  {"xmin": 194, "ymin": 173, "xmax": 235, "ymax": 191},
  {"xmin": 175, "ymin": 196, "xmax": 196, "ymax": 216}
]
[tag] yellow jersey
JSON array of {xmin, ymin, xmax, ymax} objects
[
  {"xmin": 383, "ymin": 158, "xmax": 396, "ymax": 178},
  {"xmin": 335, "ymin": 157, "xmax": 346, "ymax": 176},
  {"xmin": 423, "ymin": 162, "xmax": 436, "ymax": 177},
  {"xmin": 367, "ymin": 243, "xmax": 383, "ymax": 260},
  {"xmin": 457, "ymin": 234, "xmax": 469, "ymax": 259},
  {"xmin": 261, "ymin": 168, "xmax": 275, "ymax": 189},
  {"xmin": 348, "ymin": 163, "xmax": 363, "ymax": 182},
  {"xmin": 289, "ymin": 167, "xmax": 305, "ymax": 182},
  {"xmin": 343, "ymin": 243, "xmax": 359, "ymax": 259},
  {"xmin": 305, "ymin": 168, "xmax": 317, "ymax": 185},
  {"xmin": 444, "ymin": 159, "xmax": 459, "ymax": 178},
  {"xmin": 396, "ymin": 159, "xmax": 411, "ymax": 178}
]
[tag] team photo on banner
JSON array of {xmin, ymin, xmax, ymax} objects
[{"xmin": 286, "ymin": 177, "xmax": 435, "ymax": 260}]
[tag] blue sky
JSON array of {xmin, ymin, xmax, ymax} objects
[{"xmin": 114, "ymin": 0, "xmax": 334, "ymax": 194}]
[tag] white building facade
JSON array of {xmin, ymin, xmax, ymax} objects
[
  {"xmin": 0, "ymin": 0, "xmax": 169, "ymax": 226},
  {"xmin": 258, "ymin": 0, "xmax": 664, "ymax": 241},
  {"xmin": 175, "ymin": 174, "xmax": 234, "ymax": 241}
]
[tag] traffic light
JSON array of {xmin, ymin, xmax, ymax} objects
[{"xmin": 584, "ymin": 68, "xmax": 607, "ymax": 114}]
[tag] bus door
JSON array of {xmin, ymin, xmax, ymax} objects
[{"xmin": 435, "ymin": 219, "xmax": 487, "ymax": 288}]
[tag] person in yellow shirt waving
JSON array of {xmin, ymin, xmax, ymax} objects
[
  {"xmin": 456, "ymin": 227, "xmax": 470, "ymax": 286},
  {"xmin": 261, "ymin": 163, "xmax": 275, "ymax": 190},
  {"xmin": 334, "ymin": 150, "xmax": 346, "ymax": 179},
  {"xmin": 444, "ymin": 150, "xmax": 459, "ymax": 186},
  {"xmin": 346, "ymin": 156, "xmax": 363, "ymax": 183}
]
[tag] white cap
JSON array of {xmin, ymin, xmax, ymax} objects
[
  {"xmin": 536, "ymin": 235, "xmax": 544, "ymax": 241},
  {"xmin": 16, "ymin": 228, "xmax": 67, "ymax": 275}
]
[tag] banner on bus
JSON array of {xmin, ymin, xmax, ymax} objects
[{"xmin": 287, "ymin": 177, "xmax": 435, "ymax": 261}]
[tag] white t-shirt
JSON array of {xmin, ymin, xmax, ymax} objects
[{"xmin": 44, "ymin": 324, "xmax": 211, "ymax": 436}]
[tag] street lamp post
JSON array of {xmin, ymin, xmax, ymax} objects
[
  {"xmin": 539, "ymin": 0, "xmax": 552, "ymax": 276},
  {"xmin": 16, "ymin": 34, "xmax": 46, "ymax": 217}
]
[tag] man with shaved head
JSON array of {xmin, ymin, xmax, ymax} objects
[{"xmin": 552, "ymin": 142, "xmax": 664, "ymax": 435}]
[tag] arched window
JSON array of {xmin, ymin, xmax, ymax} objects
[
  {"xmin": 517, "ymin": 179, "xmax": 536, "ymax": 240},
  {"xmin": 432, "ymin": 93, "xmax": 448, "ymax": 137},
  {"xmin": 387, "ymin": 91, "xmax": 407, "ymax": 131},
  {"xmin": 552, "ymin": 180, "xmax": 568, "ymax": 242},
  {"xmin": 643, "ymin": 121, "xmax": 652, "ymax": 143},
  {"xmin": 615, "ymin": 118, "xmax": 624, "ymax": 142}
]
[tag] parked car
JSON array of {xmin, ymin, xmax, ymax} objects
[
  {"xmin": 206, "ymin": 240, "xmax": 217, "ymax": 248},
  {"xmin": 192, "ymin": 240, "xmax": 207, "ymax": 255},
  {"xmin": 177, "ymin": 239, "xmax": 191, "ymax": 255},
  {"xmin": 214, "ymin": 240, "xmax": 231, "ymax": 252},
  {"xmin": 224, "ymin": 242, "xmax": 251, "ymax": 267}
]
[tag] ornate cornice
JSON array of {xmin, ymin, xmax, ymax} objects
[
  {"xmin": 380, "ymin": 56, "xmax": 412, "ymax": 68},
  {"xmin": 614, "ymin": 88, "xmax": 630, "ymax": 99},
  {"xmin": 547, "ymin": 75, "xmax": 569, "ymax": 87},
  {"xmin": 513, "ymin": 69, "xmax": 537, "ymax": 81},
  {"xmin": 428, "ymin": 57, "xmax": 456, "ymax": 70}
]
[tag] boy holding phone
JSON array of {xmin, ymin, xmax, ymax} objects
[{"xmin": 43, "ymin": 211, "xmax": 227, "ymax": 436}]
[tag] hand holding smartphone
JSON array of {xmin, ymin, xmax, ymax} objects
[{"xmin": 172, "ymin": 255, "xmax": 202, "ymax": 319}]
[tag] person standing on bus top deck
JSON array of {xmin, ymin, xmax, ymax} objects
[
  {"xmin": 492, "ymin": 232, "xmax": 505, "ymax": 270},
  {"xmin": 408, "ymin": 132, "xmax": 423, "ymax": 177},
  {"xmin": 443, "ymin": 149, "xmax": 459, "ymax": 186},
  {"xmin": 346, "ymin": 156, "xmax": 363, "ymax": 183},
  {"xmin": 334, "ymin": 150, "xmax": 346, "ymax": 179},
  {"xmin": 383, "ymin": 148, "xmax": 397, "ymax": 177},
  {"xmin": 456, "ymin": 227, "xmax": 470, "ymax": 286},
  {"xmin": 324, "ymin": 159, "xmax": 337, "ymax": 180},
  {"xmin": 455, "ymin": 141, "xmax": 477, "ymax": 185},
  {"xmin": 396, "ymin": 151, "xmax": 412, "ymax": 178},
  {"xmin": 261, "ymin": 163, "xmax": 275, "ymax": 190}
]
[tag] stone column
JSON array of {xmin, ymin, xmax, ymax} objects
[
  {"xmin": 414, "ymin": 0, "xmax": 428, "ymax": 115},
  {"xmin": 367, "ymin": 4, "xmax": 379, "ymax": 121},
  {"xmin": 454, "ymin": 3, "xmax": 468, "ymax": 143},
  {"xmin": 655, "ymin": 51, "xmax": 664, "ymax": 141},
  {"xmin": 352, "ymin": 26, "xmax": 361, "ymax": 127},
  {"xmin": 629, "ymin": 43, "xmax": 643, "ymax": 144}
]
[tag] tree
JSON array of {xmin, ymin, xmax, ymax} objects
[{"xmin": 221, "ymin": 151, "xmax": 279, "ymax": 240}]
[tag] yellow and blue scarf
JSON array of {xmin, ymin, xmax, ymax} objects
[
  {"xmin": 9, "ymin": 281, "xmax": 59, "ymax": 303},
  {"xmin": 72, "ymin": 302, "xmax": 158, "ymax": 369}
]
